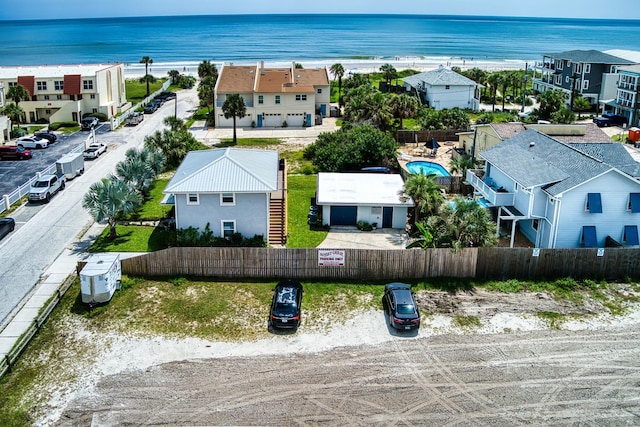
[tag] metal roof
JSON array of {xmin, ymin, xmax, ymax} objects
[
  {"xmin": 480, "ymin": 129, "xmax": 622, "ymax": 196},
  {"xmin": 403, "ymin": 66, "xmax": 481, "ymax": 88},
  {"xmin": 0, "ymin": 63, "xmax": 122, "ymax": 79},
  {"xmin": 164, "ymin": 148, "xmax": 278, "ymax": 194},
  {"xmin": 316, "ymin": 173, "xmax": 413, "ymax": 206}
]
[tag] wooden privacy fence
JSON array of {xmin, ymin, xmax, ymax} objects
[
  {"xmin": 396, "ymin": 130, "xmax": 465, "ymax": 145},
  {"xmin": 121, "ymin": 247, "xmax": 640, "ymax": 281}
]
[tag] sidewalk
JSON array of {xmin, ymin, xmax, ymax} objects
[{"xmin": 203, "ymin": 117, "xmax": 340, "ymax": 142}]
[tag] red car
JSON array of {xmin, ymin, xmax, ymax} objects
[{"xmin": 0, "ymin": 145, "xmax": 32, "ymax": 160}]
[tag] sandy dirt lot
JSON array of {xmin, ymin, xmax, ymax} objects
[{"xmin": 49, "ymin": 288, "xmax": 640, "ymax": 426}]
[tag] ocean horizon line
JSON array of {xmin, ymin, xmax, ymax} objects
[{"xmin": 2, "ymin": 13, "xmax": 640, "ymax": 24}]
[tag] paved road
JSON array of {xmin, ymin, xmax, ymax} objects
[
  {"xmin": 58, "ymin": 327, "xmax": 640, "ymax": 425},
  {"xmin": 0, "ymin": 88, "xmax": 200, "ymax": 326}
]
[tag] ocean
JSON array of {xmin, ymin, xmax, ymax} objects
[{"xmin": 1, "ymin": 14, "xmax": 640, "ymax": 73}]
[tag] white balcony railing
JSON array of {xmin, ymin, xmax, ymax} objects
[{"xmin": 466, "ymin": 170, "xmax": 515, "ymax": 207}]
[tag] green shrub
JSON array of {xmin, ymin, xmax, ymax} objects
[
  {"xmin": 10, "ymin": 127, "xmax": 26, "ymax": 138},
  {"xmin": 50, "ymin": 121, "xmax": 79, "ymax": 130},
  {"xmin": 83, "ymin": 112, "xmax": 108, "ymax": 121},
  {"xmin": 356, "ymin": 220, "xmax": 373, "ymax": 231}
]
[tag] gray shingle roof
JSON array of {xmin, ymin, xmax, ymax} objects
[
  {"xmin": 403, "ymin": 66, "xmax": 481, "ymax": 88},
  {"xmin": 164, "ymin": 147, "xmax": 278, "ymax": 194},
  {"xmin": 480, "ymin": 129, "xmax": 617, "ymax": 196},
  {"xmin": 569, "ymin": 143, "xmax": 640, "ymax": 178},
  {"xmin": 542, "ymin": 49, "xmax": 633, "ymax": 65}
]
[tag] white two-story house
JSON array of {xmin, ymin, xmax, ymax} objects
[
  {"xmin": 214, "ymin": 61, "xmax": 330, "ymax": 128},
  {"xmin": 0, "ymin": 63, "xmax": 126, "ymax": 125},
  {"xmin": 402, "ymin": 65, "xmax": 483, "ymax": 111},
  {"xmin": 0, "ymin": 83, "xmax": 9, "ymax": 143},
  {"xmin": 466, "ymin": 128, "xmax": 640, "ymax": 248}
]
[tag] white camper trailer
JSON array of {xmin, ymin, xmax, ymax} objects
[
  {"xmin": 56, "ymin": 152, "xmax": 85, "ymax": 180},
  {"xmin": 80, "ymin": 253, "xmax": 121, "ymax": 305}
]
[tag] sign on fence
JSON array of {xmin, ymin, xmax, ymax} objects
[{"xmin": 318, "ymin": 249, "xmax": 345, "ymax": 267}]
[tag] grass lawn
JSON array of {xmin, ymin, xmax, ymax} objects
[
  {"xmin": 218, "ymin": 138, "xmax": 282, "ymax": 147},
  {"xmin": 125, "ymin": 78, "xmax": 167, "ymax": 105},
  {"xmin": 89, "ymin": 225, "xmax": 174, "ymax": 252},
  {"xmin": 121, "ymin": 178, "xmax": 172, "ymax": 221},
  {"xmin": 287, "ymin": 175, "xmax": 328, "ymax": 248}
]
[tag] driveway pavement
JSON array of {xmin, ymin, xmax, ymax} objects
[{"xmin": 316, "ymin": 226, "xmax": 408, "ymax": 249}]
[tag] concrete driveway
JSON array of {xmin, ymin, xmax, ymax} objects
[{"xmin": 316, "ymin": 226, "xmax": 408, "ymax": 249}]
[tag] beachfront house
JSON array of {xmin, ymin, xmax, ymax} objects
[
  {"xmin": 214, "ymin": 61, "xmax": 330, "ymax": 128},
  {"xmin": 457, "ymin": 122, "xmax": 611, "ymax": 158},
  {"xmin": 0, "ymin": 63, "xmax": 126, "ymax": 125},
  {"xmin": 163, "ymin": 147, "xmax": 288, "ymax": 245},
  {"xmin": 402, "ymin": 65, "xmax": 483, "ymax": 111},
  {"xmin": 532, "ymin": 50, "xmax": 633, "ymax": 110},
  {"xmin": 465, "ymin": 128, "xmax": 640, "ymax": 248},
  {"xmin": 612, "ymin": 64, "xmax": 640, "ymax": 127},
  {"xmin": 315, "ymin": 173, "xmax": 413, "ymax": 228}
]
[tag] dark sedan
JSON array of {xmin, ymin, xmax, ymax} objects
[
  {"xmin": 34, "ymin": 130, "xmax": 57, "ymax": 143},
  {"xmin": 382, "ymin": 282, "xmax": 421, "ymax": 331},
  {"xmin": 0, "ymin": 217, "xmax": 16, "ymax": 240},
  {"xmin": 269, "ymin": 280, "xmax": 303, "ymax": 330}
]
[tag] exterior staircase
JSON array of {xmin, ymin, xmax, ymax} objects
[{"xmin": 268, "ymin": 159, "xmax": 288, "ymax": 246}]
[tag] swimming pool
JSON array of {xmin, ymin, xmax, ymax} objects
[{"xmin": 405, "ymin": 161, "xmax": 451, "ymax": 177}]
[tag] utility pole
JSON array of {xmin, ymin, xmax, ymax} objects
[{"xmin": 569, "ymin": 72, "xmax": 578, "ymax": 111}]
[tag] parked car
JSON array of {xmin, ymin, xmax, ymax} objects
[
  {"xmin": 28, "ymin": 173, "xmax": 65, "ymax": 203},
  {"xmin": 593, "ymin": 113, "xmax": 628, "ymax": 127},
  {"xmin": 382, "ymin": 282, "xmax": 421, "ymax": 331},
  {"xmin": 126, "ymin": 112, "xmax": 144, "ymax": 126},
  {"xmin": 81, "ymin": 116, "xmax": 100, "ymax": 130},
  {"xmin": 83, "ymin": 143, "xmax": 107, "ymax": 159},
  {"xmin": 0, "ymin": 145, "xmax": 32, "ymax": 160},
  {"xmin": 269, "ymin": 280, "xmax": 303, "ymax": 330},
  {"xmin": 16, "ymin": 136, "xmax": 48, "ymax": 149},
  {"xmin": 0, "ymin": 217, "xmax": 16, "ymax": 240},
  {"xmin": 143, "ymin": 102, "xmax": 159, "ymax": 114},
  {"xmin": 155, "ymin": 91, "xmax": 176, "ymax": 101},
  {"xmin": 33, "ymin": 130, "xmax": 57, "ymax": 143}
]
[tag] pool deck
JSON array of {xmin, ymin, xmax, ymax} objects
[{"xmin": 397, "ymin": 140, "xmax": 459, "ymax": 176}]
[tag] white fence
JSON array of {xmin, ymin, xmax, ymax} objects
[
  {"xmin": 1, "ymin": 141, "xmax": 85, "ymax": 214},
  {"xmin": 110, "ymin": 80, "xmax": 172, "ymax": 130}
]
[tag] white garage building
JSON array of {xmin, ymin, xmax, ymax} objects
[{"xmin": 316, "ymin": 173, "xmax": 413, "ymax": 229}]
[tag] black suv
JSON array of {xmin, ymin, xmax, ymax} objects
[
  {"xmin": 269, "ymin": 280, "xmax": 303, "ymax": 330},
  {"xmin": 382, "ymin": 282, "xmax": 421, "ymax": 331},
  {"xmin": 34, "ymin": 130, "xmax": 57, "ymax": 143}
]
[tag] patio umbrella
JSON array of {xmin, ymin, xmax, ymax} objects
[{"xmin": 424, "ymin": 137, "xmax": 440, "ymax": 150}]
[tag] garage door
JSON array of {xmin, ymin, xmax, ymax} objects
[
  {"xmin": 218, "ymin": 114, "xmax": 252, "ymax": 128},
  {"xmin": 263, "ymin": 113, "xmax": 282, "ymax": 127},
  {"xmin": 330, "ymin": 206, "xmax": 357, "ymax": 226},
  {"xmin": 286, "ymin": 113, "xmax": 305, "ymax": 127}
]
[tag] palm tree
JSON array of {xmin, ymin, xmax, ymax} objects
[
  {"xmin": 487, "ymin": 72, "xmax": 501, "ymax": 113},
  {"xmin": 168, "ymin": 69, "xmax": 180, "ymax": 84},
  {"xmin": 3, "ymin": 103, "xmax": 24, "ymax": 128},
  {"xmin": 449, "ymin": 155, "xmax": 478, "ymax": 180},
  {"xmin": 116, "ymin": 156, "xmax": 156, "ymax": 195},
  {"xmin": 573, "ymin": 96, "xmax": 591, "ymax": 119},
  {"xmin": 447, "ymin": 196, "xmax": 497, "ymax": 250},
  {"xmin": 399, "ymin": 173, "xmax": 444, "ymax": 222},
  {"xmin": 389, "ymin": 94, "xmax": 419, "ymax": 129},
  {"xmin": 329, "ymin": 63, "xmax": 345, "ymax": 108},
  {"xmin": 83, "ymin": 178, "xmax": 142, "ymax": 240},
  {"xmin": 144, "ymin": 129, "xmax": 188, "ymax": 169},
  {"xmin": 221, "ymin": 93, "xmax": 246, "ymax": 145},
  {"xmin": 140, "ymin": 56, "xmax": 154, "ymax": 97},
  {"xmin": 379, "ymin": 63, "xmax": 398, "ymax": 87},
  {"xmin": 164, "ymin": 115, "xmax": 187, "ymax": 132},
  {"xmin": 198, "ymin": 60, "xmax": 218, "ymax": 80},
  {"xmin": 7, "ymin": 85, "xmax": 30, "ymax": 106}
]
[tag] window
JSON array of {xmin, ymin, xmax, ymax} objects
[
  {"xmin": 317, "ymin": 88, "xmax": 322, "ymax": 94},
  {"xmin": 83, "ymin": 80, "xmax": 93, "ymax": 90},
  {"xmin": 582, "ymin": 226, "xmax": 597, "ymax": 247},
  {"xmin": 582, "ymin": 80, "xmax": 589, "ymax": 90},
  {"xmin": 221, "ymin": 220, "xmax": 236, "ymax": 238},
  {"xmin": 37, "ymin": 81, "xmax": 47, "ymax": 91},
  {"xmin": 275, "ymin": 95, "xmax": 280, "ymax": 104},
  {"xmin": 295, "ymin": 94, "xmax": 307, "ymax": 101},
  {"xmin": 555, "ymin": 75, "xmax": 562, "ymax": 85},
  {"xmin": 56, "ymin": 95, "xmax": 62, "ymax": 100},
  {"xmin": 90, "ymin": 94, "xmax": 95, "ymax": 99},
  {"xmin": 445, "ymin": 85, "xmax": 450, "ymax": 90},
  {"xmin": 574, "ymin": 63, "xmax": 582, "ymax": 73},
  {"xmin": 586, "ymin": 193, "xmax": 603, "ymax": 213},
  {"xmin": 54, "ymin": 81, "xmax": 63, "ymax": 90},
  {"xmin": 45, "ymin": 109, "xmax": 51, "ymax": 114},
  {"xmin": 8, "ymin": 82, "xmax": 17, "ymax": 88},
  {"xmin": 220, "ymin": 192, "xmax": 235, "ymax": 206},
  {"xmin": 624, "ymin": 225, "xmax": 639, "ymax": 246},
  {"xmin": 43, "ymin": 95, "xmax": 50, "ymax": 100},
  {"xmin": 92, "ymin": 108, "xmax": 97, "ymax": 113},
  {"xmin": 557, "ymin": 61, "xmax": 563, "ymax": 70},
  {"xmin": 584, "ymin": 64, "xmax": 591, "ymax": 74},
  {"xmin": 565, "ymin": 76, "xmax": 570, "ymax": 84},
  {"xmin": 532, "ymin": 219, "xmax": 539, "ymax": 231},
  {"xmin": 628, "ymin": 193, "xmax": 640, "ymax": 212},
  {"xmin": 258, "ymin": 95, "xmax": 264, "ymax": 104},
  {"xmin": 187, "ymin": 193, "xmax": 199, "ymax": 205}
]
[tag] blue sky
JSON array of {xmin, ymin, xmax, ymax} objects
[{"xmin": 1, "ymin": 0, "xmax": 638, "ymax": 20}]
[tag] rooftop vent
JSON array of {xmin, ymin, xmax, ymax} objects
[{"xmin": 529, "ymin": 142, "xmax": 535, "ymax": 148}]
